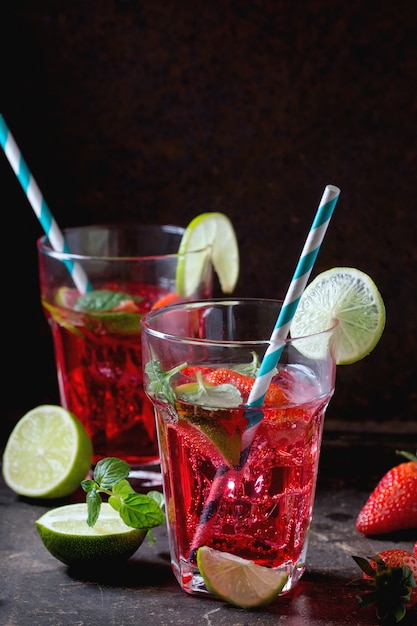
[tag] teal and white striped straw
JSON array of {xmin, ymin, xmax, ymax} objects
[
  {"xmin": 189, "ymin": 184, "xmax": 341, "ymax": 556},
  {"xmin": 0, "ymin": 114, "xmax": 91, "ymax": 293},
  {"xmin": 246, "ymin": 184, "xmax": 341, "ymax": 408}
]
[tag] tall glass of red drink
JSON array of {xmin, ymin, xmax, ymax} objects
[
  {"xmin": 37, "ymin": 224, "xmax": 213, "ymax": 467},
  {"xmin": 141, "ymin": 298, "xmax": 337, "ymax": 597}
]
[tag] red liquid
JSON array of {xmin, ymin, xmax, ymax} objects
[
  {"xmin": 43, "ymin": 284, "xmax": 170, "ymax": 466},
  {"xmin": 153, "ymin": 367, "xmax": 332, "ymax": 593}
]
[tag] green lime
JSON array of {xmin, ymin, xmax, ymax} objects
[
  {"xmin": 56, "ymin": 287, "xmax": 79, "ymax": 309},
  {"xmin": 2, "ymin": 405, "xmax": 93, "ymax": 498},
  {"xmin": 197, "ymin": 546, "xmax": 288, "ymax": 608},
  {"xmin": 36, "ymin": 503, "xmax": 146, "ymax": 566},
  {"xmin": 176, "ymin": 212, "xmax": 239, "ymax": 297},
  {"xmin": 290, "ymin": 267, "xmax": 386, "ymax": 364}
]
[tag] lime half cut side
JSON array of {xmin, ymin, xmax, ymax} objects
[
  {"xmin": 197, "ymin": 546, "xmax": 288, "ymax": 608},
  {"xmin": 2, "ymin": 405, "xmax": 93, "ymax": 499},
  {"xmin": 176, "ymin": 212, "xmax": 239, "ymax": 297},
  {"xmin": 36, "ymin": 503, "xmax": 146, "ymax": 566},
  {"xmin": 290, "ymin": 267, "xmax": 386, "ymax": 365}
]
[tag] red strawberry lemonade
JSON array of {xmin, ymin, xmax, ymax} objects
[
  {"xmin": 42, "ymin": 283, "xmax": 175, "ymax": 466},
  {"xmin": 141, "ymin": 298, "xmax": 337, "ymax": 598},
  {"xmin": 150, "ymin": 363, "xmax": 333, "ymax": 595}
]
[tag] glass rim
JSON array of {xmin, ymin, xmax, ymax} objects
[
  {"xmin": 37, "ymin": 222, "xmax": 211, "ymax": 262},
  {"xmin": 141, "ymin": 297, "xmax": 339, "ymax": 346}
]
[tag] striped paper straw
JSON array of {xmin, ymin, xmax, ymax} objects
[
  {"xmin": 0, "ymin": 114, "xmax": 91, "ymax": 293},
  {"xmin": 247, "ymin": 184, "xmax": 340, "ymax": 405},
  {"xmin": 188, "ymin": 184, "xmax": 341, "ymax": 561}
]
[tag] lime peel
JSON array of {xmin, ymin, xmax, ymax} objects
[{"xmin": 197, "ymin": 546, "xmax": 288, "ymax": 608}]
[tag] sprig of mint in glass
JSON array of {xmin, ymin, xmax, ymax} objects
[{"xmin": 81, "ymin": 457, "xmax": 165, "ymax": 544}]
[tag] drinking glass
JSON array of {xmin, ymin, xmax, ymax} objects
[
  {"xmin": 141, "ymin": 298, "xmax": 337, "ymax": 597},
  {"xmin": 37, "ymin": 223, "xmax": 213, "ymax": 468}
]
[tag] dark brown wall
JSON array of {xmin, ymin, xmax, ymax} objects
[{"xmin": 2, "ymin": 1, "xmax": 416, "ymax": 435}]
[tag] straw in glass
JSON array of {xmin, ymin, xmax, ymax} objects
[
  {"xmin": 0, "ymin": 114, "xmax": 91, "ymax": 293},
  {"xmin": 188, "ymin": 184, "xmax": 341, "ymax": 560}
]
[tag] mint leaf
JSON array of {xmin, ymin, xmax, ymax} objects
[
  {"xmin": 176, "ymin": 371, "xmax": 242, "ymax": 408},
  {"xmin": 75, "ymin": 289, "xmax": 142, "ymax": 312},
  {"xmin": 232, "ymin": 352, "xmax": 261, "ymax": 376},
  {"xmin": 119, "ymin": 493, "xmax": 165, "ymax": 530},
  {"xmin": 80, "ymin": 479, "xmax": 96, "ymax": 493},
  {"xmin": 93, "ymin": 457, "xmax": 130, "ymax": 488},
  {"xmin": 86, "ymin": 488, "xmax": 102, "ymax": 526},
  {"xmin": 112, "ymin": 478, "xmax": 135, "ymax": 497},
  {"xmin": 148, "ymin": 490, "xmax": 164, "ymax": 508},
  {"xmin": 145, "ymin": 359, "xmax": 187, "ymax": 403}
]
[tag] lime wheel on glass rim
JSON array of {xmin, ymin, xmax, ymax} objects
[
  {"xmin": 176, "ymin": 212, "xmax": 239, "ymax": 297},
  {"xmin": 290, "ymin": 267, "xmax": 386, "ymax": 364}
]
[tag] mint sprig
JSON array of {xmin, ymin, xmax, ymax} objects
[{"xmin": 81, "ymin": 457, "xmax": 164, "ymax": 544}]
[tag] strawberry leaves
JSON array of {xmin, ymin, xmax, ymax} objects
[{"xmin": 351, "ymin": 552, "xmax": 417, "ymax": 623}]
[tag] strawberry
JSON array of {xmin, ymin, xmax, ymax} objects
[
  {"xmin": 204, "ymin": 368, "xmax": 287, "ymax": 406},
  {"xmin": 356, "ymin": 451, "xmax": 417, "ymax": 535},
  {"xmin": 151, "ymin": 291, "xmax": 182, "ymax": 310},
  {"xmin": 180, "ymin": 366, "xmax": 215, "ymax": 380},
  {"xmin": 351, "ymin": 550, "xmax": 417, "ymax": 623}
]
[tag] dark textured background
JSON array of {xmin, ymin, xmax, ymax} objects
[{"xmin": 1, "ymin": 1, "xmax": 416, "ymax": 436}]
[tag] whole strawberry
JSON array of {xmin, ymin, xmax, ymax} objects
[
  {"xmin": 351, "ymin": 550, "xmax": 417, "ymax": 623},
  {"xmin": 356, "ymin": 451, "xmax": 417, "ymax": 535}
]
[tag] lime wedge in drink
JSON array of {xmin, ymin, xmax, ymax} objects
[
  {"xmin": 290, "ymin": 267, "xmax": 386, "ymax": 364},
  {"xmin": 197, "ymin": 546, "xmax": 288, "ymax": 608},
  {"xmin": 36, "ymin": 503, "xmax": 146, "ymax": 566},
  {"xmin": 176, "ymin": 212, "xmax": 239, "ymax": 297},
  {"xmin": 2, "ymin": 405, "xmax": 93, "ymax": 498}
]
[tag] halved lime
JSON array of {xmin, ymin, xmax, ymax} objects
[
  {"xmin": 36, "ymin": 503, "xmax": 146, "ymax": 566},
  {"xmin": 2, "ymin": 405, "xmax": 93, "ymax": 498},
  {"xmin": 197, "ymin": 546, "xmax": 288, "ymax": 608},
  {"xmin": 176, "ymin": 212, "xmax": 239, "ymax": 297},
  {"xmin": 290, "ymin": 267, "xmax": 386, "ymax": 364}
]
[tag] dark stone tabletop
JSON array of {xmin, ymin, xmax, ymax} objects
[{"xmin": 2, "ymin": 425, "xmax": 417, "ymax": 626}]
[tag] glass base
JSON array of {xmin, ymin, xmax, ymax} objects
[{"xmin": 172, "ymin": 542, "xmax": 308, "ymax": 599}]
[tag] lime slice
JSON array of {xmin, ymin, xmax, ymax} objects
[
  {"xmin": 2, "ymin": 405, "xmax": 93, "ymax": 499},
  {"xmin": 197, "ymin": 546, "xmax": 288, "ymax": 608},
  {"xmin": 36, "ymin": 503, "xmax": 146, "ymax": 566},
  {"xmin": 56, "ymin": 286, "xmax": 79, "ymax": 309},
  {"xmin": 290, "ymin": 267, "xmax": 386, "ymax": 365},
  {"xmin": 176, "ymin": 212, "xmax": 239, "ymax": 297}
]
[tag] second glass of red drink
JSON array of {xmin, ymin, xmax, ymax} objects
[{"xmin": 37, "ymin": 223, "xmax": 213, "ymax": 468}]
